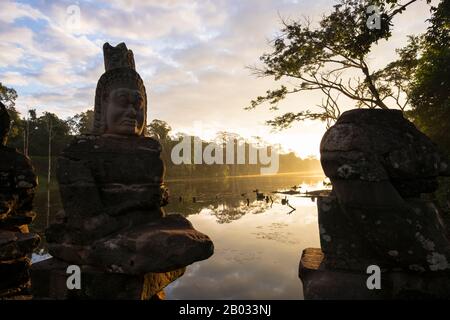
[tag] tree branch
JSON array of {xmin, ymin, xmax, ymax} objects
[{"xmin": 360, "ymin": 60, "xmax": 389, "ymax": 109}]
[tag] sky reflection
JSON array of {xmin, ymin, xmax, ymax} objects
[{"xmin": 165, "ymin": 179, "xmax": 322, "ymax": 300}]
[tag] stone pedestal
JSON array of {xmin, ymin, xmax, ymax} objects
[
  {"xmin": 31, "ymin": 258, "xmax": 185, "ymax": 300},
  {"xmin": 0, "ymin": 257, "xmax": 32, "ymax": 298},
  {"xmin": 300, "ymin": 248, "xmax": 450, "ymax": 299}
]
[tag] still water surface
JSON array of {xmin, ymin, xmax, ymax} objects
[
  {"xmin": 33, "ymin": 172, "xmax": 325, "ymax": 299},
  {"xmin": 163, "ymin": 173, "xmax": 324, "ymax": 299}
]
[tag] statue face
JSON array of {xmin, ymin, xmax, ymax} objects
[{"xmin": 105, "ymin": 88, "xmax": 145, "ymax": 136}]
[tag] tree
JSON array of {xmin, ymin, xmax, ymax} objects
[
  {"xmin": 147, "ymin": 119, "xmax": 172, "ymax": 141},
  {"xmin": 45, "ymin": 113, "xmax": 53, "ymax": 227},
  {"xmin": 407, "ymin": 0, "xmax": 450, "ymax": 152},
  {"xmin": 147, "ymin": 119, "xmax": 173, "ymax": 164},
  {"xmin": 24, "ymin": 111, "xmax": 71, "ymax": 157},
  {"xmin": 247, "ymin": 0, "xmax": 430, "ymax": 129},
  {"xmin": 4, "ymin": 107, "xmax": 24, "ymax": 149},
  {"xmin": 0, "ymin": 82, "xmax": 18, "ymax": 108},
  {"xmin": 0, "ymin": 83, "xmax": 23, "ymax": 149},
  {"xmin": 66, "ymin": 109, "xmax": 94, "ymax": 135}
]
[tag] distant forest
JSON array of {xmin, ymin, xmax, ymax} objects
[{"xmin": 2, "ymin": 105, "xmax": 322, "ymax": 179}]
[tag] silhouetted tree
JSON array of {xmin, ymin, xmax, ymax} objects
[
  {"xmin": 67, "ymin": 109, "xmax": 94, "ymax": 135},
  {"xmin": 147, "ymin": 119, "xmax": 172, "ymax": 141},
  {"xmin": 247, "ymin": 0, "xmax": 431, "ymax": 129},
  {"xmin": 408, "ymin": 0, "xmax": 450, "ymax": 152},
  {"xmin": 0, "ymin": 83, "xmax": 23, "ymax": 150},
  {"xmin": 0, "ymin": 82, "xmax": 18, "ymax": 108}
]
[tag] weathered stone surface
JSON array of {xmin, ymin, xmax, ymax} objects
[
  {"xmin": 0, "ymin": 257, "xmax": 31, "ymax": 295},
  {"xmin": 42, "ymin": 42, "xmax": 214, "ymax": 299},
  {"xmin": 0, "ymin": 146, "xmax": 38, "ymax": 224},
  {"xmin": 0, "ymin": 101, "xmax": 40, "ymax": 299},
  {"xmin": 57, "ymin": 135, "xmax": 166, "ymax": 220},
  {"xmin": 31, "ymin": 257, "xmax": 185, "ymax": 300},
  {"xmin": 321, "ymin": 109, "xmax": 449, "ymax": 195},
  {"xmin": 317, "ymin": 194, "xmax": 382, "ymax": 271},
  {"xmin": 0, "ymin": 212, "xmax": 36, "ymax": 228},
  {"xmin": 300, "ymin": 248, "xmax": 450, "ymax": 299},
  {"xmin": 48, "ymin": 214, "xmax": 214, "ymax": 274},
  {"xmin": 46, "ymin": 207, "xmax": 164, "ymax": 245},
  {"xmin": 301, "ymin": 109, "xmax": 450, "ymax": 300},
  {"xmin": 0, "ymin": 230, "xmax": 40, "ymax": 260},
  {"xmin": 318, "ymin": 109, "xmax": 450, "ymax": 272}
]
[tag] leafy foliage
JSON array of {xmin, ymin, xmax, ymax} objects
[
  {"xmin": 66, "ymin": 109, "xmax": 94, "ymax": 135},
  {"xmin": 0, "ymin": 82, "xmax": 18, "ymax": 108},
  {"xmin": 147, "ymin": 119, "xmax": 172, "ymax": 141},
  {"xmin": 248, "ymin": 0, "xmax": 429, "ymax": 129},
  {"xmin": 408, "ymin": 0, "xmax": 450, "ymax": 152}
]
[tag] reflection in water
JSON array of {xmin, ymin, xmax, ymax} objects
[
  {"xmin": 32, "ymin": 172, "xmax": 326, "ymax": 299},
  {"xmin": 206, "ymin": 201, "xmax": 271, "ymax": 224},
  {"xmin": 253, "ymin": 222, "xmax": 298, "ymax": 245},
  {"xmin": 163, "ymin": 173, "xmax": 325, "ymax": 300}
]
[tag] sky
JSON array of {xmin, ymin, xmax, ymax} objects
[{"xmin": 0, "ymin": 0, "xmax": 437, "ymax": 158}]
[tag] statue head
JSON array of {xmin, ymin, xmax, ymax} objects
[
  {"xmin": 0, "ymin": 101, "xmax": 10, "ymax": 146},
  {"xmin": 93, "ymin": 42, "xmax": 147, "ymax": 136},
  {"xmin": 321, "ymin": 109, "xmax": 450, "ymax": 197}
]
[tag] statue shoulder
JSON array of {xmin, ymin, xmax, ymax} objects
[
  {"xmin": 0, "ymin": 146, "xmax": 34, "ymax": 169},
  {"xmin": 0, "ymin": 145, "xmax": 21, "ymax": 154},
  {"xmin": 61, "ymin": 135, "xmax": 162, "ymax": 157},
  {"xmin": 0, "ymin": 146, "xmax": 37, "ymax": 188},
  {"xmin": 139, "ymin": 136, "xmax": 162, "ymax": 151},
  {"xmin": 61, "ymin": 134, "xmax": 100, "ymax": 155},
  {"xmin": 70, "ymin": 134, "xmax": 99, "ymax": 145}
]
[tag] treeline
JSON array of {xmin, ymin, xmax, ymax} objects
[
  {"xmin": 1, "ymin": 95, "xmax": 321, "ymax": 179},
  {"xmin": 148, "ymin": 120, "xmax": 322, "ymax": 178},
  {"xmin": 163, "ymin": 147, "xmax": 322, "ymax": 179}
]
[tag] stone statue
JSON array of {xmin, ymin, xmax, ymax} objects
[
  {"xmin": 300, "ymin": 109, "xmax": 450, "ymax": 299},
  {"xmin": 0, "ymin": 101, "xmax": 40, "ymax": 299},
  {"xmin": 46, "ymin": 43, "xmax": 168, "ymax": 250},
  {"xmin": 32, "ymin": 43, "xmax": 213, "ymax": 299}
]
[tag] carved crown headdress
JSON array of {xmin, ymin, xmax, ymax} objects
[{"xmin": 93, "ymin": 42, "xmax": 147, "ymax": 135}]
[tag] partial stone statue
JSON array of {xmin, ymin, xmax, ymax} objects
[
  {"xmin": 0, "ymin": 101, "xmax": 40, "ymax": 299},
  {"xmin": 32, "ymin": 43, "xmax": 213, "ymax": 299},
  {"xmin": 300, "ymin": 109, "xmax": 450, "ymax": 299}
]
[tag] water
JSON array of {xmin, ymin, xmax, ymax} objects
[
  {"xmin": 32, "ymin": 172, "xmax": 326, "ymax": 300},
  {"xmin": 163, "ymin": 173, "xmax": 325, "ymax": 299}
]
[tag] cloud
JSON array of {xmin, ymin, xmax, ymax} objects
[
  {"xmin": 46, "ymin": 0, "xmax": 226, "ymax": 42},
  {"xmin": 1, "ymin": 71, "xmax": 30, "ymax": 86},
  {"xmin": 0, "ymin": 0, "xmax": 437, "ymax": 157},
  {"xmin": 0, "ymin": 23, "xmax": 34, "ymax": 67},
  {"xmin": 0, "ymin": 44, "xmax": 25, "ymax": 68},
  {"xmin": 0, "ymin": 1, "xmax": 47, "ymax": 23}
]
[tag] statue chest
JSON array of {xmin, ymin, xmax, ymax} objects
[
  {"xmin": 88, "ymin": 152, "xmax": 164, "ymax": 185},
  {"xmin": 59, "ymin": 136, "xmax": 165, "ymax": 207}
]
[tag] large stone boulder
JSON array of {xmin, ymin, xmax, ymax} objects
[
  {"xmin": 300, "ymin": 109, "xmax": 450, "ymax": 299},
  {"xmin": 319, "ymin": 109, "xmax": 450, "ymax": 272}
]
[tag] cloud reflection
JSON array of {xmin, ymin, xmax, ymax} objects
[{"xmin": 165, "ymin": 176, "xmax": 323, "ymax": 299}]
